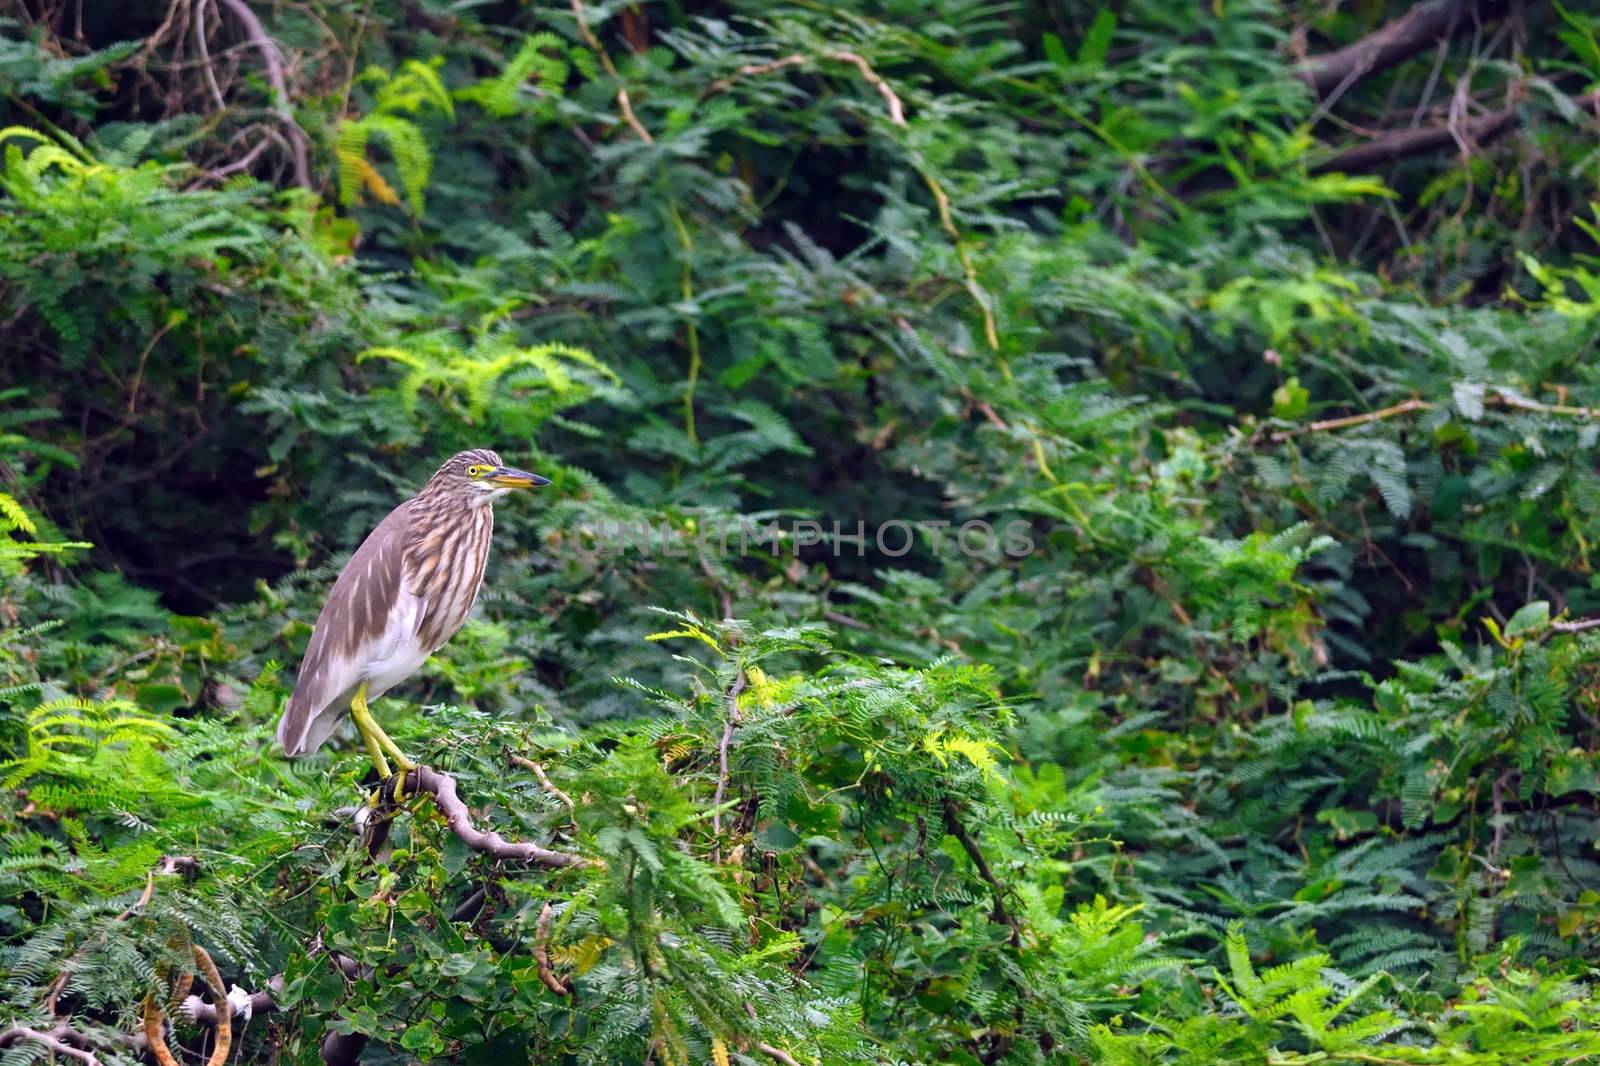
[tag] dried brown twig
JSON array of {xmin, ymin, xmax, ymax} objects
[
  {"xmin": 534, "ymin": 901, "xmax": 571, "ymax": 995},
  {"xmin": 142, "ymin": 943, "xmax": 233, "ymax": 1066},
  {"xmin": 569, "ymin": 0, "xmax": 654, "ymax": 144},
  {"xmin": 509, "ymin": 753, "xmax": 576, "ymax": 823},
  {"xmin": 1269, "ymin": 389, "xmax": 1600, "ymax": 442}
]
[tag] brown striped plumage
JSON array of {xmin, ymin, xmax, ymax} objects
[{"xmin": 276, "ymin": 449, "xmax": 548, "ymax": 760}]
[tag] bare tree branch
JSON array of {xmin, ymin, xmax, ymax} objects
[
  {"xmin": 1314, "ymin": 101, "xmax": 1526, "ymax": 172},
  {"xmin": 1297, "ymin": 0, "xmax": 1517, "ymax": 100},
  {"xmin": 373, "ymin": 766, "xmax": 588, "ymax": 868},
  {"xmin": 1550, "ymin": 617, "xmax": 1600, "ymax": 634},
  {"xmin": 757, "ymin": 1041, "xmax": 803, "ymax": 1066},
  {"xmin": 0, "ymin": 1025, "xmax": 102, "ymax": 1066},
  {"xmin": 181, "ymin": 977, "xmax": 281, "ymax": 1026}
]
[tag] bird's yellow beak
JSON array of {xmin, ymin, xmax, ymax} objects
[{"xmin": 488, "ymin": 466, "xmax": 551, "ymax": 489}]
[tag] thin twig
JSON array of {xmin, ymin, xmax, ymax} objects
[
  {"xmin": 186, "ymin": 133, "xmax": 274, "ymax": 188},
  {"xmin": 698, "ymin": 47, "xmax": 1024, "ymax": 427},
  {"xmin": 534, "ymin": 901, "xmax": 571, "ymax": 995},
  {"xmin": 1271, "ymin": 388, "xmax": 1600, "ymax": 442},
  {"xmin": 704, "ymin": 54, "xmax": 808, "ymax": 96},
  {"xmin": 823, "ymin": 609, "xmax": 871, "ymax": 631},
  {"xmin": 46, "ymin": 862, "xmax": 170, "ymax": 1013},
  {"xmin": 711, "ymin": 669, "xmax": 748, "ymax": 864},
  {"xmin": 942, "ymin": 797, "xmax": 1022, "ymax": 949},
  {"xmin": 570, "ymin": 0, "xmax": 654, "ymax": 144},
  {"xmin": 192, "ymin": 0, "xmax": 226, "ymax": 110},
  {"xmin": 1270, "ymin": 397, "xmax": 1434, "ymax": 440},
  {"xmin": 822, "ymin": 50, "xmax": 905, "ymax": 125},
  {"xmin": 127, "ymin": 316, "xmax": 183, "ymax": 415},
  {"xmin": 1551, "ymin": 617, "xmax": 1600, "ymax": 634},
  {"xmin": 756, "ymin": 1042, "xmax": 803, "ymax": 1066},
  {"xmin": 509, "ymin": 754, "xmax": 576, "ymax": 822},
  {"xmin": 1492, "ymin": 390, "xmax": 1600, "ymax": 418},
  {"xmin": 136, "ymin": 0, "xmax": 192, "ymax": 60}
]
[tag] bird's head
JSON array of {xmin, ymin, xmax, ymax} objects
[{"xmin": 428, "ymin": 449, "xmax": 551, "ymax": 505}]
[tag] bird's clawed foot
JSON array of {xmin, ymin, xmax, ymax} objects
[
  {"xmin": 361, "ymin": 761, "xmax": 420, "ymax": 809},
  {"xmin": 389, "ymin": 758, "xmax": 418, "ymax": 802}
]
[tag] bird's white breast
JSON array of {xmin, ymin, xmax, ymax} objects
[{"xmin": 361, "ymin": 585, "xmax": 432, "ymax": 700}]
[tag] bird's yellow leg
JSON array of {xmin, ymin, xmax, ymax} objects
[
  {"xmin": 349, "ymin": 684, "xmax": 415, "ymax": 801},
  {"xmin": 349, "ymin": 683, "xmax": 393, "ymax": 802}
]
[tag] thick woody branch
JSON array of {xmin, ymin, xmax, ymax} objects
[
  {"xmin": 1297, "ymin": 0, "xmax": 1516, "ymax": 100},
  {"xmin": 1315, "ymin": 103, "xmax": 1521, "ymax": 172},
  {"xmin": 375, "ymin": 766, "xmax": 587, "ymax": 868},
  {"xmin": 0, "ymin": 1025, "xmax": 102, "ymax": 1066},
  {"xmin": 180, "ymin": 971, "xmax": 363, "ymax": 1066},
  {"xmin": 1317, "ymin": 91, "xmax": 1598, "ymax": 172},
  {"xmin": 320, "ymin": 1032, "xmax": 368, "ymax": 1066},
  {"xmin": 181, "ymin": 975, "xmax": 282, "ymax": 1026}
]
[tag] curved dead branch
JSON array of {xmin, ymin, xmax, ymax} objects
[
  {"xmin": 0, "ymin": 1025, "xmax": 102, "ymax": 1066},
  {"xmin": 373, "ymin": 765, "xmax": 588, "ymax": 868},
  {"xmin": 189, "ymin": 946, "xmax": 232, "ymax": 1066},
  {"xmin": 212, "ymin": 0, "xmax": 312, "ymax": 189}
]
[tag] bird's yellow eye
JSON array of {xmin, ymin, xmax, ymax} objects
[{"xmin": 466, "ymin": 464, "xmax": 486, "ymax": 477}]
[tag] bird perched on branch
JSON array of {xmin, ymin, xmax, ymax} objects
[{"xmin": 277, "ymin": 449, "xmax": 550, "ymax": 793}]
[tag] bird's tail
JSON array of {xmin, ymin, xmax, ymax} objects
[{"xmin": 277, "ymin": 691, "xmax": 311, "ymax": 756}]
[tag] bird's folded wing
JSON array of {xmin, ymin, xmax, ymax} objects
[{"xmin": 277, "ymin": 502, "xmax": 415, "ymax": 756}]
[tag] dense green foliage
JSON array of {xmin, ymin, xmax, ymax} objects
[{"xmin": 5, "ymin": 0, "xmax": 1600, "ymax": 1062}]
